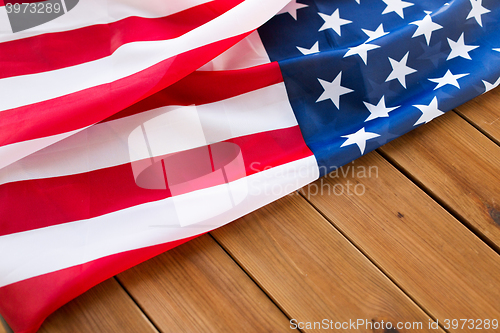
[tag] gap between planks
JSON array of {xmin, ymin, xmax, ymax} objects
[
  {"xmin": 38, "ymin": 278, "xmax": 159, "ymax": 333},
  {"xmin": 116, "ymin": 233, "xmax": 293, "ymax": 333},
  {"xmin": 206, "ymin": 233, "xmax": 305, "ymax": 333},
  {"xmin": 454, "ymin": 87, "xmax": 500, "ymax": 146}
]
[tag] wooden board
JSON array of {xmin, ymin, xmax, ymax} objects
[
  {"xmin": 38, "ymin": 278, "xmax": 157, "ymax": 333},
  {"xmin": 211, "ymin": 194, "xmax": 441, "ymax": 332},
  {"xmin": 117, "ymin": 234, "xmax": 290, "ymax": 333},
  {"xmin": 378, "ymin": 111, "xmax": 500, "ymax": 249},
  {"xmin": 303, "ymin": 151, "xmax": 500, "ymax": 331},
  {"xmin": 455, "ymin": 87, "xmax": 500, "ymax": 145}
]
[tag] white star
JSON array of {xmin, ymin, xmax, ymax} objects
[
  {"xmin": 318, "ymin": 9, "xmax": 352, "ymax": 36},
  {"xmin": 428, "ymin": 69, "xmax": 469, "ymax": 90},
  {"xmin": 362, "ymin": 24, "xmax": 389, "ymax": 43},
  {"xmin": 277, "ymin": 0, "xmax": 308, "ymax": 20},
  {"xmin": 297, "ymin": 41, "xmax": 320, "ymax": 55},
  {"xmin": 386, "ymin": 52, "xmax": 417, "ymax": 88},
  {"xmin": 363, "ymin": 96, "xmax": 400, "ymax": 121},
  {"xmin": 467, "ymin": 0, "xmax": 490, "ymax": 27},
  {"xmin": 344, "ymin": 43, "xmax": 380, "ymax": 65},
  {"xmin": 382, "ymin": 0, "xmax": 414, "ymax": 19},
  {"xmin": 494, "ymin": 48, "xmax": 500, "ymax": 52},
  {"xmin": 340, "ymin": 127, "xmax": 380, "ymax": 154},
  {"xmin": 316, "ymin": 72, "xmax": 354, "ymax": 109},
  {"xmin": 410, "ymin": 12, "xmax": 443, "ymax": 45},
  {"xmin": 355, "ymin": 0, "xmax": 360, "ymax": 3},
  {"xmin": 413, "ymin": 96, "xmax": 444, "ymax": 126},
  {"xmin": 483, "ymin": 77, "xmax": 500, "ymax": 93},
  {"xmin": 447, "ymin": 33, "xmax": 479, "ymax": 60}
]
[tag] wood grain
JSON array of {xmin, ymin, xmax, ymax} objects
[
  {"xmin": 39, "ymin": 278, "xmax": 157, "ymax": 333},
  {"xmin": 378, "ymin": 111, "xmax": 500, "ymax": 249},
  {"xmin": 303, "ymin": 151, "xmax": 500, "ymax": 331},
  {"xmin": 211, "ymin": 194, "xmax": 441, "ymax": 332},
  {"xmin": 455, "ymin": 87, "xmax": 500, "ymax": 145},
  {"xmin": 117, "ymin": 234, "xmax": 290, "ymax": 333},
  {"xmin": 0, "ymin": 318, "xmax": 8, "ymax": 333}
]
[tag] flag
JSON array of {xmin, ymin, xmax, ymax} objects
[{"xmin": 1, "ymin": 0, "xmax": 499, "ymax": 332}]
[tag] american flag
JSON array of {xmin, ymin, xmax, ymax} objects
[{"xmin": 0, "ymin": 0, "xmax": 499, "ymax": 332}]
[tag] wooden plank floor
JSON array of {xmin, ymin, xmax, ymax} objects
[{"xmin": 3, "ymin": 88, "xmax": 500, "ymax": 333}]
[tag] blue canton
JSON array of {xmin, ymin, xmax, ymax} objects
[{"xmin": 258, "ymin": 0, "xmax": 500, "ymax": 176}]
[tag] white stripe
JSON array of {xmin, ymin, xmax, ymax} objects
[
  {"xmin": 0, "ymin": 0, "xmax": 213, "ymax": 43},
  {"xmin": 0, "ymin": 128, "xmax": 87, "ymax": 171},
  {"xmin": 0, "ymin": 82, "xmax": 297, "ymax": 184},
  {"xmin": 198, "ymin": 31, "xmax": 271, "ymax": 71},
  {"xmin": 0, "ymin": 155, "xmax": 319, "ymax": 287},
  {"xmin": 0, "ymin": 0, "xmax": 290, "ymax": 112}
]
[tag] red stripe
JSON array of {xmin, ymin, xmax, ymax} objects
[
  {"xmin": 0, "ymin": 126, "xmax": 312, "ymax": 236},
  {"xmin": 0, "ymin": 234, "xmax": 199, "ymax": 333},
  {"xmin": 0, "ymin": 33, "xmax": 250, "ymax": 147},
  {"xmin": 0, "ymin": 0, "xmax": 244, "ymax": 79},
  {"xmin": 104, "ymin": 62, "xmax": 284, "ymax": 123}
]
